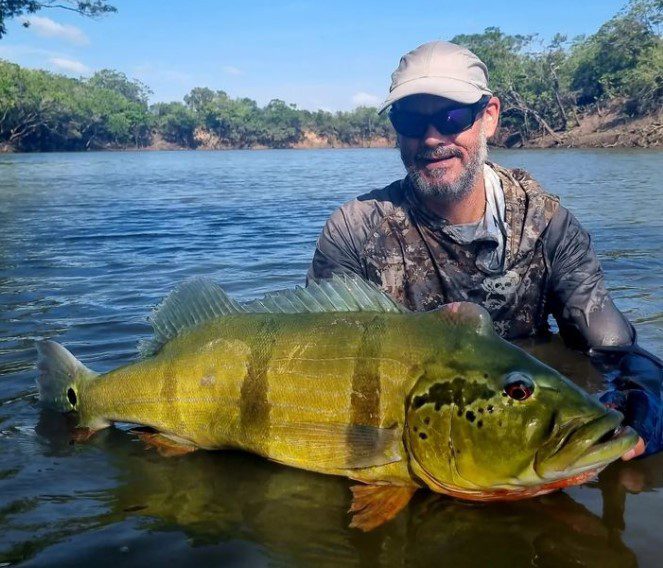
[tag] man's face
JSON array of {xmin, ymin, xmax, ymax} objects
[{"xmin": 396, "ymin": 94, "xmax": 500, "ymax": 203}]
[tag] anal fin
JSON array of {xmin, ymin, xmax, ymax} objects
[
  {"xmin": 132, "ymin": 428, "xmax": 197, "ymax": 458},
  {"xmin": 348, "ymin": 484, "xmax": 417, "ymax": 531}
]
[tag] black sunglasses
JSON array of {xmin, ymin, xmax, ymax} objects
[{"xmin": 389, "ymin": 95, "xmax": 491, "ymax": 138}]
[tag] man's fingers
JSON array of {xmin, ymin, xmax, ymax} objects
[{"xmin": 621, "ymin": 437, "xmax": 646, "ymax": 461}]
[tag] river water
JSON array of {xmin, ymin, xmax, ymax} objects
[{"xmin": 0, "ymin": 148, "xmax": 661, "ymax": 567}]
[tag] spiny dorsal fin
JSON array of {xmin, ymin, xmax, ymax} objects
[
  {"xmin": 140, "ymin": 275, "xmax": 407, "ymax": 357},
  {"xmin": 243, "ymin": 274, "xmax": 408, "ymax": 314},
  {"xmin": 140, "ymin": 277, "xmax": 245, "ymax": 357}
]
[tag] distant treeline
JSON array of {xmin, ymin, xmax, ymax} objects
[{"xmin": 0, "ymin": 0, "xmax": 660, "ymax": 152}]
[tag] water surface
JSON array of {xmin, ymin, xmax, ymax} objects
[{"xmin": 0, "ymin": 148, "xmax": 661, "ymax": 566}]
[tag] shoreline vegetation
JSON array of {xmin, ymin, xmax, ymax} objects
[{"xmin": 1, "ymin": 1, "xmax": 661, "ymax": 154}]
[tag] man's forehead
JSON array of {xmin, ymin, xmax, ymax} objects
[{"xmin": 395, "ymin": 94, "xmax": 469, "ymax": 114}]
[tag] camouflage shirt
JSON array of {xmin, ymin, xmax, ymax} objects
[{"xmin": 307, "ymin": 162, "xmax": 633, "ymax": 348}]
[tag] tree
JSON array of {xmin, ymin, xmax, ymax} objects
[
  {"xmin": 87, "ymin": 69, "xmax": 151, "ymax": 105},
  {"xmin": 152, "ymin": 102, "xmax": 197, "ymax": 147},
  {"xmin": 569, "ymin": 0, "xmax": 662, "ymax": 105},
  {"xmin": 0, "ymin": 1, "xmax": 116, "ymax": 38},
  {"xmin": 451, "ymin": 28, "xmax": 565, "ymax": 142}
]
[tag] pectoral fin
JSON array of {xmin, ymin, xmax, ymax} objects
[
  {"xmin": 349, "ymin": 484, "xmax": 417, "ymax": 531},
  {"xmin": 267, "ymin": 422, "xmax": 403, "ymax": 470},
  {"xmin": 132, "ymin": 428, "xmax": 197, "ymax": 458}
]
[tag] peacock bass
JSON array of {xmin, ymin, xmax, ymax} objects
[{"xmin": 37, "ymin": 276, "xmax": 638, "ymax": 530}]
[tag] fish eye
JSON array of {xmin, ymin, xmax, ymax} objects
[{"xmin": 503, "ymin": 372, "xmax": 534, "ymax": 401}]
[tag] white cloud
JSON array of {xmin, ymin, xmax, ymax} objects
[
  {"xmin": 222, "ymin": 65, "xmax": 242, "ymax": 76},
  {"xmin": 351, "ymin": 91, "xmax": 381, "ymax": 107},
  {"xmin": 23, "ymin": 16, "xmax": 89, "ymax": 46},
  {"xmin": 0, "ymin": 44, "xmax": 60, "ymax": 59},
  {"xmin": 50, "ymin": 57, "xmax": 90, "ymax": 74}
]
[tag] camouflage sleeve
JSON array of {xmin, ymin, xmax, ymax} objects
[
  {"xmin": 544, "ymin": 207, "xmax": 634, "ymax": 350},
  {"xmin": 306, "ymin": 201, "xmax": 372, "ymax": 284}
]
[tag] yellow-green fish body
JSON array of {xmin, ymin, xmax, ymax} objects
[
  {"xmin": 78, "ymin": 310, "xmax": 433, "ymax": 484},
  {"xmin": 37, "ymin": 276, "xmax": 639, "ymax": 529}
]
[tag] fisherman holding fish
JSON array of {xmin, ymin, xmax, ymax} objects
[
  {"xmin": 308, "ymin": 41, "xmax": 662, "ymax": 459},
  {"xmin": 35, "ymin": 41, "xmax": 662, "ymax": 533}
]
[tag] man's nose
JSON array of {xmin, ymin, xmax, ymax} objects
[{"xmin": 422, "ymin": 124, "xmax": 453, "ymax": 146}]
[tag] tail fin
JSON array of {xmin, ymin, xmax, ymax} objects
[{"xmin": 36, "ymin": 340, "xmax": 98, "ymax": 412}]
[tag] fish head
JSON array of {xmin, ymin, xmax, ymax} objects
[{"xmin": 404, "ymin": 302, "xmax": 639, "ymax": 500}]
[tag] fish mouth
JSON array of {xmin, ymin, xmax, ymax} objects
[{"xmin": 537, "ymin": 411, "xmax": 639, "ymax": 480}]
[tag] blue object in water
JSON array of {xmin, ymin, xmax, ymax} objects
[{"xmin": 598, "ymin": 349, "xmax": 663, "ymax": 457}]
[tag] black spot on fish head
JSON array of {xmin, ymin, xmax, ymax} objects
[
  {"xmin": 419, "ymin": 432, "xmax": 428, "ymax": 440},
  {"xmin": 411, "ymin": 377, "xmax": 496, "ymax": 414},
  {"xmin": 465, "ymin": 410, "xmax": 476, "ymax": 423}
]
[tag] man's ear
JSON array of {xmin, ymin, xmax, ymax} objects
[{"xmin": 483, "ymin": 96, "xmax": 500, "ymax": 138}]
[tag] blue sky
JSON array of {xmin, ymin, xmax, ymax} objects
[{"xmin": 0, "ymin": 0, "xmax": 628, "ymax": 111}]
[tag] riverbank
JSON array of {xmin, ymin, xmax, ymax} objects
[
  {"xmin": 110, "ymin": 109, "xmax": 663, "ymax": 151},
  {"xmin": 521, "ymin": 103, "xmax": 663, "ymax": 149},
  {"xmin": 2, "ymin": 109, "xmax": 661, "ymax": 153}
]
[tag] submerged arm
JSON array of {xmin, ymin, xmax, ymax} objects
[{"xmin": 545, "ymin": 208, "xmax": 662, "ymax": 456}]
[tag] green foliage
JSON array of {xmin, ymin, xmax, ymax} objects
[
  {"xmin": 1, "ymin": 0, "xmax": 660, "ymax": 151},
  {"xmin": 87, "ymin": 69, "xmax": 151, "ymax": 105},
  {"xmin": 152, "ymin": 102, "xmax": 197, "ymax": 147},
  {"xmin": 450, "ymin": 0, "xmax": 662, "ymax": 142},
  {"xmin": 0, "ymin": 1, "xmax": 116, "ymax": 38},
  {"xmin": 0, "ymin": 59, "xmax": 151, "ymax": 150},
  {"xmin": 569, "ymin": 0, "xmax": 662, "ymax": 110},
  {"xmin": 258, "ymin": 99, "xmax": 301, "ymax": 147}
]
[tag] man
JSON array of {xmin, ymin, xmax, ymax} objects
[{"xmin": 307, "ymin": 41, "xmax": 661, "ymax": 458}]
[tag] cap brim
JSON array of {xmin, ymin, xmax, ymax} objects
[{"xmin": 378, "ymin": 77, "xmax": 491, "ymax": 113}]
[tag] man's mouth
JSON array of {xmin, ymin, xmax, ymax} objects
[{"xmin": 415, "ymin": 148, "xmax": 462, "ymax": 170}]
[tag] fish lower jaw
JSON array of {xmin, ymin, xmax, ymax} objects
[{"xmin": 538, "ymin": 424, "xmax": 639, "ymax": 480}]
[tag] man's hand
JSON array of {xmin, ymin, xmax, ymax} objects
[{"xmin": 596, "ymin": 349, "xmax": 663, "ymax": 458}]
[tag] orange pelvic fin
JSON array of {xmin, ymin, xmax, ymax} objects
[
  {"xmin": 71, "ymin": 427, "xmax": 98, "ymax": 443},
  {"xmin": 348, "ymin": 484, "xmax": 417, "ymax": 531},
  {"xmin": 132, "ymin": 428, "xmax": 197, "ymax": 458}
]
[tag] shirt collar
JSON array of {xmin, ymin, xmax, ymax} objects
[{"xmin": 404, "ymin": 164, "xmax": 506, "ymax": 246}]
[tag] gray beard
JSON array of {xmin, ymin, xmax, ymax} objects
[{"xmin": 404, "ymin": 132, "xmax": 488, "ymax": 203}]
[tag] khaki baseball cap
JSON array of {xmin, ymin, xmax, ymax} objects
[{"xmin": 379, "ymin": 41, "xmax": 492, "ymax": 113}]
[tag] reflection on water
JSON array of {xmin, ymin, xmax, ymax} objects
[
  {"xmin": 0, "ymin": 149, "xmax": 661, "ymax": 566},
  {"xmin": 10, "ymin": 409, "xmax": 661, "ymax": 567}
]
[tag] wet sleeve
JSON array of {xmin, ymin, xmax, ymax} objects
[
  {"xmin": 544, "ymin": 207, "xmax": 634, "ymax": 350},
  {"xmin": 306, "ymin": 202, "xmax": 371, "ymax": 284}
]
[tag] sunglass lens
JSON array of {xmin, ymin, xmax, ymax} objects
[
  {"xmin": 389, "ymin": 111, "xmax": 428, "ymax": 138},
  {"xmin": 434, "ymin": 107, "xmax": 473, "ymax": 135}
]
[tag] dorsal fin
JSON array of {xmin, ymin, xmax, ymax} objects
[
  {"xmin": 243, "ymin": 275, "xmax": 408, "ymax": 314},
  {"xmin": 140, "ymin": 275, "xmax": 407, "ymax": 357},
  {"xmin": 140, "ymin": 278, "xmax": 245, "ymax": 357},
  {"xmin": 432, "ymin": 302, "xmax": 494, "ymax": 335}
]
